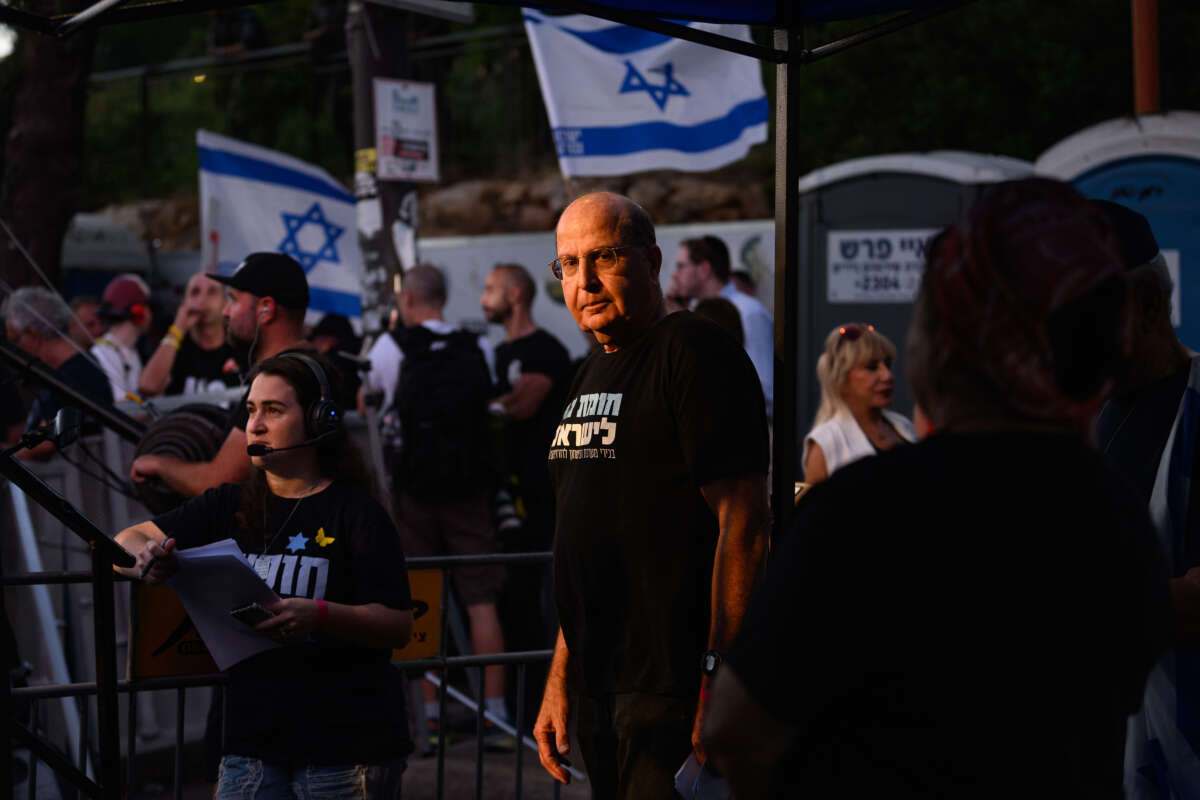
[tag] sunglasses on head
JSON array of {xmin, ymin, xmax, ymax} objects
[{"xmin": 837, "ymin": 324, "xmax": 874, "ymax": 348}]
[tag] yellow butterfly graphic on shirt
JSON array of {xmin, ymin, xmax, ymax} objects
[{"xmin": 314, "ymin": 527, "xmax": 336, "ymax": 547}]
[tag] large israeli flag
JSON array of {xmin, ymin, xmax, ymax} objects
[
  {"xmin": 197, "ymin": 130, "xmax": 363, "ymax": 330},
  {"xmin": 523, "ymin": 9, "xmax": 768, "ymax": 176}
]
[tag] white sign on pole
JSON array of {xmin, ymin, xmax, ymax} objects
[
  {"xmin": 374, "ymin": 78, "xmax": 440, "ymax": 182},
  {"xmin": 827, "ymin": 229, "xmax": 938, "ymax": 304}
]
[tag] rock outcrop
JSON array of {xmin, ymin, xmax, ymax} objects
[{"xmin": 92, "ymin": 168, "xmax": 771, "ymax": 251}]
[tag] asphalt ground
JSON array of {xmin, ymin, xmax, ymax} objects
[{"xmin": 122, "ymin": 737, "xmax": 591, "ymax": 799}]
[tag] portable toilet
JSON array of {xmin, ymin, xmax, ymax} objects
[
  {"xmin": 794, "ymin": 151, "xmax": 1032, "ymax": 466},
  {"xmin": 1035, "ymin": 111, "xmax": 1200, "ymax": 348},
  {"xmin": 59, "ymin": 213, "xmax": 151, "ymax": 300}
]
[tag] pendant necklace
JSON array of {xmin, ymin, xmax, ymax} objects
[{"xmin": 262, "ymin": 478, "xmax": 326, "ymax": 555}]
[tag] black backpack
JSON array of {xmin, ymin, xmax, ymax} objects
[{"xmin": 390, "ymin": 325, "xmax": 493, "ymax": 499}]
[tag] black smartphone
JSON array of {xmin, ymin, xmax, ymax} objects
[{"xmin": 230, "ymin": 602, "xmax": 276, "ymax": 628}]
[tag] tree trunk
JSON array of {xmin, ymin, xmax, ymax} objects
[{"xmin": 0, "ymin": 7, "xmax": 96, "ymax": 290}]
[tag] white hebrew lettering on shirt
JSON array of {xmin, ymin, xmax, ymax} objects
[
  {"xmin": 278, "ymin": 555, "xmax": 299, "ymax": 594},
  {"xmin": 599, "ymin": 417, "xmax": 616, "ymax": 445},
  {"xmin": 295, "ymin": 557, "xmax": 330, "ymax": 599},
  {"xmin": 183, "ymin": 376, "xmax": 229, "ymax": 394},
  {"xmin": 548, "ymin": 392, "xmax": 622, "ymax": 460},
  {"xmin": 247, "ymin": 553, "xmax": 283, "ymax": 587},
  {"xmin": 246, "ymin": 552, "xmax": 328, "ymax": 598}
]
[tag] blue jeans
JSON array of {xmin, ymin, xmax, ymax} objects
[{"xmin": 215, "ymin": 755, "xmax": 407, "ymax": 799}]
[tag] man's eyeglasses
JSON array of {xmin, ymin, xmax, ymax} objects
[
  {"xmin": 549, "ymin": 245, "xmax": 643, "ymax": 281},
  {"xmin": 837, "ymin": 324, "xmax": 874, "ymax": 348}
]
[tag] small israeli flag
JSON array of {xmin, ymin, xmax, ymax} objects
[
  {"xmin": 197, "ymin": 129, "xmax": 363, "ymax": 330},
  {"xmin": 523, "ymin": 9, "xmax": 769, "ymax": 177}
]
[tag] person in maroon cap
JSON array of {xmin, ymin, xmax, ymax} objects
[
  {"xmin": 91, "ymin": 273, "xmax": 153, "ymax": 403},
  {"xmin": 131, "ymin": 252, "xmax": 316, "ymax": 498}
]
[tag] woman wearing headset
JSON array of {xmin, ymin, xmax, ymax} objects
[{"xmin": 116, "ymin": 353, "xmax": 414, "ymax": 799}]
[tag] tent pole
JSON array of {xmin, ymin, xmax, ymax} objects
[{"xmin": 771, "ymin": 23, "xmax": 801, "ymax": 539}]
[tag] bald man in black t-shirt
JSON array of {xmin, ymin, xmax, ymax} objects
[{"xmin": 535, "ymin": 193, "xmax": 770, "ymax": 798}]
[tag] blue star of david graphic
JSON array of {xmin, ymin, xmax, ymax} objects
[
  {"xmin": 286, "ymin": 532, "xmax": 308, "ymax": 553},
  {"xmin": 619, "ymin": 60, "xmax": 689, "ymax": 112},
  {"xmin": 278, "ymin": 202, "xmax": 344, "ymax": 271}
]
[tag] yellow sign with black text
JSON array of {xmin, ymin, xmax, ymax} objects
[
  {"xmin": 130, "ymin": 568, "xmax": 442, "ymax": 678},
  {"xmin": 129, "ymin": 583, "xmax": 219, "ymax": 679},
  {"xmin": 394, "ymin": 568, "xmax": 442, "ymax": 661}
]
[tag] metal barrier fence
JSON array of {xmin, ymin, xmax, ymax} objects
[
  {"xmin": 6, "ymin": 550, "xmax": 577, "ymax": 799},
  {"xmin": 2, "ymin": 414, "xmax": 580, "ymax": 798}
]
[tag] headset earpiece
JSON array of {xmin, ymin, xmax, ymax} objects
[
  {"xmin": 278, "ymin": 353, "xmax": 342, "ymax": 439},
  {"xmin": 129, "ymin": 303, "xmax": 148, "ymax": 326}
]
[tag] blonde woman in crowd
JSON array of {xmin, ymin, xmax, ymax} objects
[{"xmin": 802, "ymin": 323, "xmax": 916, "ymax": 483}]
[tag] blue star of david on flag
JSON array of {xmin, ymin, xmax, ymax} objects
[
  {"xmin": 278, "ymin": 202, "xmax": 344, "ymax": 271},
  {"xmin": 619, "ymin": 60, "xmax": 689, "ymax": 112}
]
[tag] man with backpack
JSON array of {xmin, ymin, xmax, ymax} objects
[{"xmin": 360, "ymin": 263, "xmax": 512, "ymax": 744}]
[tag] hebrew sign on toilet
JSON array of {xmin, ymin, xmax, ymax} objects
[{"xmin": 827, "ymin": 229, "xmax": 938, "ymax": 304}]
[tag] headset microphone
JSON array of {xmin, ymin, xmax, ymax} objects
[{"xmin": 246, "ymin": 429, "xmax": 337, "ymax": 457}]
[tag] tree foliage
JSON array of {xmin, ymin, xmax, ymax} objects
[{"xmin": 46, "ymin": 0, "xmax": 1200, "ymax": 212}]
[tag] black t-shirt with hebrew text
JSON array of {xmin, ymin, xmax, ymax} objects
[
  {"xmin": 494, "ymin": 328, "xmax": 571, "ymax": 502},
  {"xmin": 165, "ymin": 336, "xmax": 239, "ymax": 396},
  {"xmin": 549, "ymin": 311, "xmax": 768, "ymax": 699},
  {"xmin": 152, "ymin": 480, "xmax": 413, "ymax": 764}
]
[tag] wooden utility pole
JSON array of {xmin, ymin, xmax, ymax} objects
[
  {"xmin": 1132, "ymin": 0, "xmax": 1159, "ymax": 115},
  {"xmin": 0, "ymin": 0, "xmax": 96, "ymax": 289},
  {"xmin": 346, "ymin": 1, "xmax": 419, "ymax": 338}
]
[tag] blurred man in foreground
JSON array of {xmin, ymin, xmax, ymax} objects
[
  {"xmin": 703, "ymin": 178, "xmax": 1172, "ymax": 798},
  {"xmin": 1091, "ymin": 199, "xmax": 1200, "ymax": 799}
]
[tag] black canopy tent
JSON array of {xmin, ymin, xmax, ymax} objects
[
  {"xmin": 0, "ymin": 0, "xmax": 966, "ymax": 532},
  {"xmin": 0, "ymin": 2, "xmax": 971, "ymax": 796}
]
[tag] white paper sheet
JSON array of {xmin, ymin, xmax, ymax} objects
[{"xmin": 167, "ymin": 539, "xmax": 282, "ymax": 670}]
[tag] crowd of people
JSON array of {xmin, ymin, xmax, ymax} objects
[{"xmin": 2, "ymin": 176, "xmax": 1196, "ymax": 799}]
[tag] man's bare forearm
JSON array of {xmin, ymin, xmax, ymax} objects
[
  {"xmin": 704, "ymin": 474, "xmax": 770, "ymax": 650},
  {"xmin": 152, "ymin": 456, "xmax": 222, "ymax": 498},
  {"xmin": 547, "ymin": 627, "xmax": 569, "ymax": 689},
  {"xmin": 139, "ymin": 339, "xmax": 179, "ymax": 396}
]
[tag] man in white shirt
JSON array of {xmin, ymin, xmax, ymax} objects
[
  {"xmin": 90, "ymin": 273, "xmax": 153, "ymax": 403},
  {"xmin": 669, "ymin": 236, "xmax": 774, "ymax": 418},
  {"xmin": 357, "ymin": 264, "xmax": 510, "ymax": 740},
  {"xmin": 359, "ymin": 272, "xmax": 494, "ymax": 414}
]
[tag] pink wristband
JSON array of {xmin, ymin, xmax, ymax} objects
[{"xmin": 316, "ymin": 599, "xmax": 328, "ymax": 630}]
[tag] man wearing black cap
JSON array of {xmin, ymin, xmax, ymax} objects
[
  {"xmin": 130, "ymin": 252, "xmax": 314, "ymax": 498},
  {"xmin": 1092, "ymin": 200, "xmax": 1200, "ymax": 799}
]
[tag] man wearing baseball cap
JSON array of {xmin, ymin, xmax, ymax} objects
[{"xmin": 131, "ymin": 252, "xmax": 316, "ymax": 498}]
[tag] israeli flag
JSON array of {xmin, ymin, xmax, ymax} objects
[
  {"xmin": 523, "ymin": 9, "xmax": 769, "ymax": 176},
  {"xmin": 197, "ymin": 129, "xmax": 363, "ymax": 330}
]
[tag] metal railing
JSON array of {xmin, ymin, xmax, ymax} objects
[{"xmin": 6, "ymin": 551, "xmax": 576, "ymax": 799}]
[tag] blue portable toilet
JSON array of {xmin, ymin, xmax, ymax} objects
[
  {"xmin": 795, "ymin": 151, "xmax": 1032, "ymax": 449},
  {"xmin": 1036, "ymin": 111, "xmax": 1200, "ymax": 347}
]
